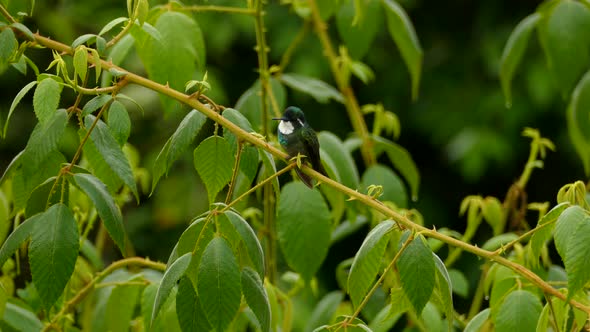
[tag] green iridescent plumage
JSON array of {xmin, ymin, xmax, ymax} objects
[{"xmin": 273, "ymin": 106, "xmax": 327, "ymax": 188}]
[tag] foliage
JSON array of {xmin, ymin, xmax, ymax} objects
[{"xmin": 0, "ymin": 0, "xmax": 588, "ymax": 331}]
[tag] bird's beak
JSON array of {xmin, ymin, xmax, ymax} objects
[{"xmin": 272, "ymin": 117, "xmax": 286, "ymax": 121}]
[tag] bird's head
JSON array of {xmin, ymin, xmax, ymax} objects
[{"xmin": 273, "ymin": 106, "xmax": 307, "ymax": 135}]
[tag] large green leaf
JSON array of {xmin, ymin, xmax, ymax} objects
[
  {"xmin": 397, "ymin": 235, "xmax": 435, "ymax": 314},
  {"xmin": 336, "ymin": 0, "xmax": 382, "ymax": 60},
  {"xmin": 193, "ymin": 136, "xmax": 235, "ymax": 204},
  {"xmin": 82, "ymin": 94, "xmax": 112, "ymax": 116},
  {"xmin": 567, "ymin": 70, "xmax": 590, "ymax": 175},
  {"xmin": 223, "ymin": 108, "xmax": 260, "ymax": 183},
  {"xmin": 280, "ymin": 73, "xmax": 344, "ymax": 104},
  {"xmin": 151, "ymin": 252, "xmax": 191, "ymax": 324},
  {"xmin": 151, "ymin": 109, "xmax": 207, "ymax": 193},
  {"xmin": 554, "ymin": 205, "xmax": 587, "ymax": 259},
  {"xmin": 538, "ymin": 0, "xmax": 590, "ymax": 97},
  {"xmin": 499, "ymin": 13, "xmax": 541, "ymax": 107},
  {"xmin": 33, "ymin": 77, "xmax": 62, "ymax": 125},
  {"xmin": 29, "ymin": 203, "xmax": 79, "ymax": 309},
  {"xmin": 21, "ymin": 108, "xmax": 67, "ymax": 168},
  {"xmin": 176, "ymin": 277, "xmax": 211, "ymax": 332},
  {"xmin": 348, "ymin": 220, "xmax": 395, "ymax": 308},
  {"xmin": 3, "ymin": 81, "xmax": 37, "ymax": 138},
  {"xmin": 318, "ymin": 132, "xmax": 359, "ymax": 189},
  {"xmin": 0, "ymin": 213, "xmax": 44, "ymax": 269},
  {"xmin": 197, "ymin": 237, "xmax": 242, "ymax": 331},
  {"xmin": 71, "ymin": 173, "xmax": 126, "ymax": 254},
  {"xmin": 564, "ymin": 218, "xmax": 590, "ymax": 297},
  {"xmin": 2, "ymin": 302, "xmax": 44, "ymax": 332},
  {"xmin": 84, "ymin": 115, "xmax": 138, "ymax": 200},
  {"xmin": 24, "ymin": 176, "xmax": 64, "ymax": 218},
  {"xmin": 136, "ymin": 11, "xmax": 205, "ymax": 113},
  {"xmin": 373, "ymin": 136, "xmax": 419, "ymax": 201},
  {"xmin": 106, "ymin": 283, "xmax": 143, "ymax": 332},
  {"xmin": 494, "ymin": 290, "xmax": 541, "ymax": 332},
  {"xmin": 12, "ymin": 152, "xmax": 65, "ymax": 211},
  {"xmin": 258, "ymin": 149, "xmax": 280, "ymax": 201},
  {"xmin": 382, "ymin": 0, "xmax": 422, "ymax": 99},
  {"xmin": 277, "ymin": 182, "xmax": 332, "ymax": 281},
  {"xmin": 361, "ymin": 164, "xmax": 407, "ymax": 207},
  {"xmin": 241, "ymin": 267, "xmax": 271, "ymax": 332},
  {"xmin": 528, "ymin": 202, "xmax": 569, "ymax": 263},
  {"xmin": 108, "ymin": 100, "xmax": 131, "ymax": 147},
  {"xmin": 225, "ymin": 210, "xmax": 265, "ymax": 278},
  {"xmin": 0, "ymin": 28, "xmax": 17, "ymax": 65}
]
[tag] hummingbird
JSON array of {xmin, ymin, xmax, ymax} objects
[{"xmin": 273, "ymin": 106, "xmax": 327, "ymax": 188}]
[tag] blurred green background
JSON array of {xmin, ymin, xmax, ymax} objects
[{"xmin": 0, "ymin": 0, "xmax": 583, "ymax": 270}]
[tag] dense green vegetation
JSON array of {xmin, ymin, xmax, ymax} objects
[{"xmin": 0, "ymin": 0, "xmax": 589, "ymax": 331}]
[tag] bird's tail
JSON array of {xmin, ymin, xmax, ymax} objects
[{"xmin": 295, "ymin": 168, "xmax": 314, "ymax": 188}]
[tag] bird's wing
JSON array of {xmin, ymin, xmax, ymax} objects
[{"xmin": 302, "ymin": 129, "xmax": 327, "ymax": 175}]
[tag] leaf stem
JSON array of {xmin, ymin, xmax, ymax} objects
[
  {"xmin": 0, "ymin": 4, "xmax": 16, "ymax": 23},
  {"xmin": 43, "ymin": 257, "xmax": 165, "ymax": 331},
  {"xmin": 307, "ymin": 0, "xmax": 375, "ymax": 166},
  {"xmin": 278, "ymin": 21, "xmax": 309, "ymax": 73}
]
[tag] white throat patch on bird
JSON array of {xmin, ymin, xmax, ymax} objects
[{"xmin": 278, "ymin": 120, "xmax": 294, "ymax": 135}]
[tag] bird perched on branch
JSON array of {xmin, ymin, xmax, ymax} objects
[{"xmin": 273, "ymin": 106, "xmax": 327, "ymax": 188}]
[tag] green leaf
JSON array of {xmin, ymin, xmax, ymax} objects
[
  {"xmin": 305, "ymin": 291, "xmax": 344, "ymax": 331},
  {"xmin": 382, "ymin": 0, "xmax": 423, "ymax": 100},
  {"xmin": 567, "ymin": 70, "xmax": 590, "ymax": 175},
  {"xmin": 197, "ymin": 237, "xmax": 242, "ymax": 332},
  {"xmin": 136, "ymin": 11, "xmax": 205, "ymax": 113},
  {"xmin": 499, "ymin": 13, "xmax": 541, "ymax": 107},
  {"xmin": 397, "ymin": 234, "xmax": 435, "ymax": 314},
  {"xmin": 85, "ymin": 115, "xmax": 138, "ymax": 200},
  {"xmin": 33, "ymin": 77, "xmax": 62, "ymax": 125},
  {"xmin": 564, "ymin": 219, "xmax": 590, "ymax": 297},
  {"xmin": 2, "ymin": 302, "xmax": 44, "ymax": 332},
  {"xmin": 0, "ymin": 28, "xmax": 17, "ymax": 65},
  {"xmin": 101, "ymin": 35, "xmax": 134, "ymax": 87},
  {"xmin": 361, "ymin": 164, "xmax": 407, "ymax": 207},
  {"xmin": 106, "ymin": 283, "xmax": 143, "ymax": 332},
  {"xmin": 82, "ymin": 94, "xmax": 112, "ymax": 116},
  {"xmin": 277, "ymin": 182, "xmax": 332, "ymax": 281},
  {"xmin": 464, "ymin": 308, "xmax": 490, "ymax": 332},
  {"xmin": 151, "ymin": 252, "xmax": 191, "ymax": 324},
  {"xmin": 336, "ymin": 0, "xmax": 382, "ymax": 59},
  {"xmin": 280, "ymin": 73, "xmax": 344, "ymax": 104},
  {"xmin": 482, "ymin": 233, "xmax": 519, "ymax": 251},
  {"xmin": 13, "ymin": 151, "xmax": 65, "ymax": 211},
  {"xmin": 348, "ymin": 220, "xmax": 394, "ymax": 308},
  {"xmin": 432, "ymin": 253, "xmax": 453, "ymax": 329},
  {"xmin": 21, "ymin": 108, "xmax": 67, "ymax": 168},
  {"xmin": 0, "ymin": 151, "xmax": 23, "ymax": 186},
  {"xmin": 71, "ymin": 173, "xmax": 126, "ymax": 254},
  {"xmin": 554, "ymin": 206, "xmax": 587, "ymax": 259},
  {"xmin": 241, "ymin": 267, "xmax": 271, "ymax": 332},
  {"xmin": 538, "ymin": 0, "xmax": 590, "ymax": 97},
  {"xmin": 29, "ymin": 203, "xmax": 79, "ymax": 309},
  {"xmin": 223, "ymin": 108, "xmax": 259, "ymax": 182},
  {"xmin": 73, "ymin": 47, "xmax": 88, "ymax": 83},
  {"xmin": 151, "ymin": 109, "xmax": 207, "ymax": 193},
  {"xmin": 494, "ymin": 290, "xmax": 541, "ymax": 332},
  {"xmin": 225, "ymin": 210, "xmax": 265, "ymax": 278},
  {"xmin": 99, "ymin": 17, "xmax": 129, "ymax": 36},
  {"xmin": 72, "ymin": 34, "xmax": 98, "ymax": 48},
  {"xmin": 235, "ymin": 78, "xmax": 286, "ymax": 132},
  {"xmin": 176, "ymin": 277, "xmax": 211, "ymax": 332},
  {"xmin": 0, "ymin": 213, "xmax": 44, "ymax": 269},
  {"xmin": 193, "ymin": 136, "xmax": 235, "ymax": 204},
  {"xmin": 529, "ymin": 202, "xmax": 570, "ymax": 261},
  {"xmin": 24, "ymin": 176, "xmax": 65, "ymax": 218},
  {"xmin": 108, "ymin": 100, "xmax": 131, "ymax": 147},
  {"xmin": 0, "ymin": 191, "xmax": 9, "ymax": 246},
  {"xmin": 10, "ymin": 22, "xmax": 35, "ymax": 41},
  {"xmin": 373, "ymin": 136, "xmax": 419, "ymax": 201},
  {"xmin": 318, "ymin": 132, "xmax": 359, "ymax": 189},
  {"xmin": 3, "ymin": 81, "xmax": 37, "ymax": 138}
]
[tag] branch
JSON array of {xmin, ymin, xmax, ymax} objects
[{"xmin": 28, "ymin": 32, "xmax": 590, "ymax": 315}]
